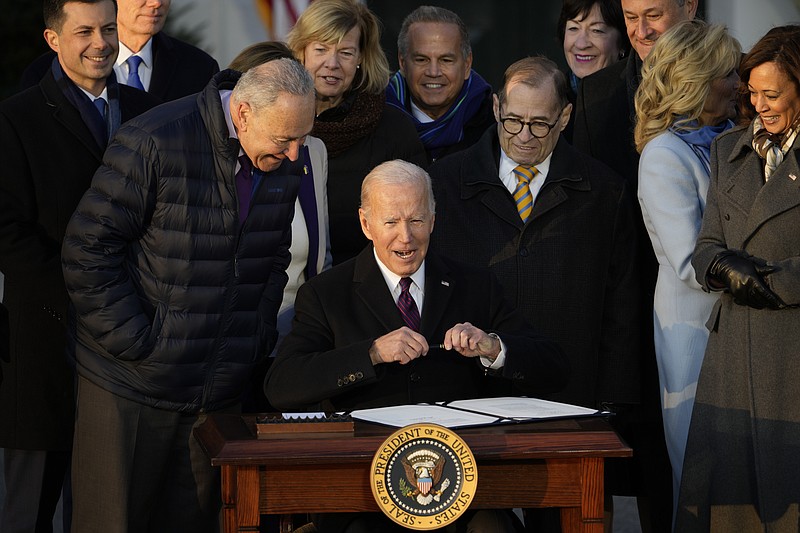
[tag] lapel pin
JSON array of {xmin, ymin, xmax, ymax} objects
[
  {"xmin": 303, "ymin": 165, "xmax": 308, "ymax": 175},
  {"xmin": 790, "ymin": 174, "xmax": 797, "ymax": 181},
  {"xmin": 441, "ymin": 280, "xmax": 450, "ymax": 287}
]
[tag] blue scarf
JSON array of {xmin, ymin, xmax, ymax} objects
[
  {"xmin": 386, "ymin": 69, "xmax": 491, "ymax": 160},
  {"xmin": 671, "ymin": 119, "xmax": 734, "ymax": 175}
]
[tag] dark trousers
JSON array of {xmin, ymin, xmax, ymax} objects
[
  {"xmin": 0, "ymin": 448, "xmax": 70, "ymax": 533},
  {"xmin": 70, "ymin": 376, "xmax": 232, "ymax": 533}
]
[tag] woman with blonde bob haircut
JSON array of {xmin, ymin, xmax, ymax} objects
[
  {"xmin": 633, "ymin": 19, "xmax": 741, "ymax": 525},
  {"xmin": 287, "ymin": 0, "xmax": 426, "ymax": 265}
]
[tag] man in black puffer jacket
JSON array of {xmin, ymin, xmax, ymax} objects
[{"xmin": 61, "ymin": 59, "xmax": 315, "ymax": 532}]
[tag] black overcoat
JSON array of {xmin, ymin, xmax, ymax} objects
[{"xmin": 0, "ymin": 71, "xmax": 157, "ymax": 449}]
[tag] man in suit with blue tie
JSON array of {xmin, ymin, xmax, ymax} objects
[
  {"xmin": 20, "ymin": 0, "xmax": 220, "ymax": 102},
  {"xmin": 112, "ymin": 0, "xmax": 219, "ymax": 101},
  {"xmin": 0, "ymin": 0, "xmax": 158, "ymax": 531}
]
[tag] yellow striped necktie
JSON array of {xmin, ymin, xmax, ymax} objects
[{"xmin": 512, "ymin": 165, "xmax": 538, "ymax": 222}]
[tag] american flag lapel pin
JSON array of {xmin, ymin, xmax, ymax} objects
[
  {"xmin": 441, "ymin": 280, "xmax": 450, "ymax": 287},
  {"xmin": 790, "ymin": 173, "xmax": 797, "ymax": 181},
  {"xmin": 304, "ymin": 165, "xmax": 309, "ymax": 175}
]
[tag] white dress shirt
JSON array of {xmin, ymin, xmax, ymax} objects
[
  {"xmin": 372, "ymin": 250, "xmax": 505, "ymax": 368},
  {"xmin": 498, "ymin": 148, "xmax": 554, "ymax": 204}
]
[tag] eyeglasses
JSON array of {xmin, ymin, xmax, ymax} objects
[{"xmin": 499, "ymin": 114, "xmax": 561, "ymax": 138}]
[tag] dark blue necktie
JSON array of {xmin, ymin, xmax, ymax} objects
[
  {"xmin": 127, "ymin": 55, "xmax": 145, "ymax": 90},
  {"xmin": 93, "ymin": 97, "xmax": 107, "ymax": 138},
  {"xmin": 92, "ymin": 97, "xmax": 106, "ymax": 118},
  {"xmin": 236, "ymin": 154, "xmax": 254, "ymax": 224},
  {"xmin": 398, "ymin": 277, "xmax": 421, "ymax": 332}
]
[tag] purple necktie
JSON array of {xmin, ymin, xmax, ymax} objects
[
  {"xmin": 398, "ymin": 277, "xmax": 421, "ymax": 332},
  {"xmin": 236, "ymin": 154, "xmax": 254, "ymax": 224}
]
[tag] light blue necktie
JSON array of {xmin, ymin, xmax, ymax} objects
[{"xmin": 127, "ymin": 55, "xmax": 145, "ymax": 90}]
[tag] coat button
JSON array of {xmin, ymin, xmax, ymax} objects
[
  {"xmin": 519, "ymin": 247, "xmax": 529, "ymax": 257},
  {"xmin": 349, "ymin": 373, "xmax": 356, "ymax": 382},
  {"xmin": 337, "ymin": 379, "xmax": 344, "ymax": 387},
  {"xmin": 724, "ymin": 213, "xmax": 730, "ymax": 221},
  {"xmin": 410, "ymin": 373, "xmax": 421, "ymax": 382},
  {"xmin": 356, "ymin": 371, "xmax": 364, "ymax": 379}
]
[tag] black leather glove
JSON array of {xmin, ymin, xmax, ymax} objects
[{"xmin": 709, "ymin": 251, "xmax": 784, "ymax": 309}]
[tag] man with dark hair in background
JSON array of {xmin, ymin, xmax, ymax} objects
[
  {"xmin": 0, "ymin": 0, "xmax": 158, "ymax": 530},
  {"xmin": 20, "ymin": 0, "xmax": 220, "ymax": 101},
  {"xmin": 387, "ymin": 5, "xmax": 495, "ymax": 164}
]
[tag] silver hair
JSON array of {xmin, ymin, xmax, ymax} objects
[
  {"xmin": 397, "ymin": 5, "xmax": 471, "ymax": 61},
  {"xmin": 231, "ymin": 57, "xmax": 314, "ymax": 111},
  {"xmin": 360, "ymin": 160, "xmax": 436, "ymax": 216}
]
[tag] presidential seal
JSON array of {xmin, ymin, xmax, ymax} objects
[{"xmin": 370, "ymin": 424, "xmax": 478, "ymax": 530}]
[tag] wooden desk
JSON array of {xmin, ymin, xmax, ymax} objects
[{"xmin": 195, "ymin": 415, "xmax": 631, "ymax": 533}]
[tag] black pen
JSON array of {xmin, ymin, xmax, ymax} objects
[{"xmin": 430, "ymin": 343, "xmax": 448, "ymax": 350}]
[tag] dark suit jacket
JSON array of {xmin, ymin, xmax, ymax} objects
[
  {"xmin": 19, "ymin": 32, "xmax": 219, "ymax": 102},
  {"xmin": 0, "ymin": 71, "xmax": 158, "ymax": 449},
  {"xmin": 572, "ymin": 55, "xmax": 640, "ymax": 186},
  {"xmin": 429, "ymin": 128, "xmax": 640, "ymax": 409},
  {"xmin": 265, "ymin": 247, "xmax": 568, "ymax": 411}
]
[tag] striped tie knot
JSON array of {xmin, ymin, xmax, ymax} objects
[{"xmin": 512, "ymin": 165, "xmax": 538, "ymax": 223}]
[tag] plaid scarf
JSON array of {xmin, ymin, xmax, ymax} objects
[{"xmin": 752, "ymin": 115, "xmax": 800, "ymax": 181}]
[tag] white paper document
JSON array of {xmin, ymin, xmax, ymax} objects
[
  {"xmin": 350, "ymin": 397, "xmax": 606, "ymax": 429},
  {"xmin": 350, "ymin": 404, "xmax": 499, "ymax": 429},
  {"xmin": 446, "ymin": 397, "xmax": 602, "ymax": 420}
]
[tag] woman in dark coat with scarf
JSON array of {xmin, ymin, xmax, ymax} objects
[
  {"xmin": 677, "ymin": 25, "xmax": 800, "ymax": 532},
  {"xmin": 287, "ymin": 0, "xmax": 426, "ymax": 264}
]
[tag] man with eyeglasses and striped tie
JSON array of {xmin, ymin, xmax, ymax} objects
[{"xmin": 429, "ymin": 55, "xmax": 640, "ymax": 530}]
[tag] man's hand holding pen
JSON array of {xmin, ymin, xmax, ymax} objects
[
  {"xmin": 441, "ymin": 322, "xmax": 501, "ymax": 362},
  {"xmin": 368, "ymin": 322, "xmax": 501, "ymax": 366}
]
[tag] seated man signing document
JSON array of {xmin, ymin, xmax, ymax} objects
[{"xmin": 265, "ymin": 159, "xmax": 568, "ymax": 413}]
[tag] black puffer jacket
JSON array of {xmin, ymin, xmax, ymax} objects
[{"xmin": 62, "ymin": 70, "xmax": 300, "ymax": 412}]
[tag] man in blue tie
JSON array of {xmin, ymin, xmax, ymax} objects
[
  {"xmin": 0, "ymin": 0, "xmax": 158, "ymax": 531},
  {"xmin": 19, "ymin": 0, "xmax": 220, "ymax": 102},
  {"xmin": 112, "ymin": 0, "xmax": 220, "ymax": 100},
  {"xmin": 266, "ymin": 159, "xmax": 568, "ymax": 532}
]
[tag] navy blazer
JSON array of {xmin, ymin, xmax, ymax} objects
[{"xmin": 265, "ymin": 247, "xmax": 568, "ymax": 411}]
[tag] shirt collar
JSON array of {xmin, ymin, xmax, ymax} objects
[
  {"xmin": 498, "ymin": 147, "xmax": 553, "ymax": 181},
  {"xmin": 116, "ymin": 38, "xmax": 154, "ymax": 68},
  {"xmin": 77, "ymin": 86, "xmax": 109, "ymax": 102},
  {"xmin": 410, "ymin": 99, "xmax": 435, "ymax": 124},
  {"xmin": 372, "ymin": 248, "xmax": 426, "ymax": 294}
]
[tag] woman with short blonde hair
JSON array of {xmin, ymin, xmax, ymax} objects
[{"xmin": 286, "ymin": 0, "xmax": 426, "ymax": 264}]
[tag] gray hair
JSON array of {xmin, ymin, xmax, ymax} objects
[
  {"xmin": 360, "ymin": 160, "xmax": 436, "ymax": 216},
  {"xmin": 497, "ymin": 56, "xmax": 571, "ymax": 111},
  {"xmin": 231, "ymin": 57, "xmax": 314, "ymax": 112},
  {"xmin": 397, "ymin": 6, "xmax": 471, "ymax": 61}
]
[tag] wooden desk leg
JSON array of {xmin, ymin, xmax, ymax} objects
[
  {"xmin": 560, "ymin": 458, "xmax": 604, "ymax": 533},
  {"xmin": 221, "ymin": 465, "xmax": 261, "ymax": 533}
]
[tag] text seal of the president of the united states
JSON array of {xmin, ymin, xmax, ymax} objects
[{"xmin": 370, "ymin": 423, "xmax": 478, "ymax": 530}]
